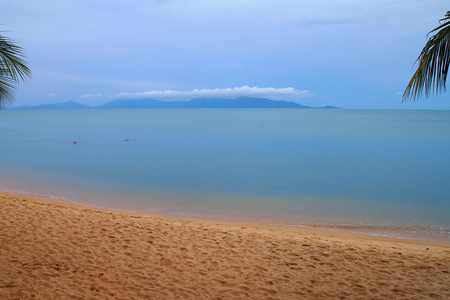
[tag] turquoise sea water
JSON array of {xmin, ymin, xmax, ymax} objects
[{"xmin": 0, "ymin": 109, "xmax": 449, "ymax": 241}]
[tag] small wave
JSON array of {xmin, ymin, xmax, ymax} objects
[{"xmin": 278, "ymin": 222, "xmax": 450, "ymax": 243}]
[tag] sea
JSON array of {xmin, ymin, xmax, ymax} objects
[{"xmin": 0, "ymin": 108, "xmax": 449, "ymax": 242}]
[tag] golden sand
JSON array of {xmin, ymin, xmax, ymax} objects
[{"xmin": 1, "ymin": 191, "xmax": 449, "ymax": 299}]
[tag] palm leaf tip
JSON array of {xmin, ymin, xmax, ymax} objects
[
  {"xmin": 0, "ymin": 33, "xmax": 31, "ymax": 108},
  {"xmin": 403, "ymin": 11, "xmax": 450, "ymax": 102}
]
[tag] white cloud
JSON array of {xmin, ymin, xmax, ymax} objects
[
  {"xmin": 82, "ymin": 93, "xmax": 102, "ymax": 98},
  {"xmin": 47, "ymin": 93, "xmax": 57, "ymax": 97},
  {"xmin": 115, "ymin": 86, "xmax": 313, "ymax": 101}
]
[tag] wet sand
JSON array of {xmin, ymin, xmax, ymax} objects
[{"xmin": 1, "ymin": 191, "xmax": 449, "ymax": 299}]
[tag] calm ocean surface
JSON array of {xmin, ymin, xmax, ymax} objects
[{"xmin": 0, "ymin": 109, "xmax": 449, "ymax": 241}]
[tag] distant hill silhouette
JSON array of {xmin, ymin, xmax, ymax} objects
[
  {"xmin": 12, "ymin": 101, "xmax": 92, "ymax": 110},
  {"xmin": 11, "ymin": 97, "xmax": 340, "ymax": 110},
  {"xmin": 96, "ymin": 97, "xmax": 314, "ymax": 109}
]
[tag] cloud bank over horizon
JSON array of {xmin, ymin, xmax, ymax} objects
[{"xmin": 115, "ymin": 86, "xmax": 313, "ymax": 101}]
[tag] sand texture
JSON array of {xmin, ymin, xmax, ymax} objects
[{"xmin": 1, "ymin": 191, "xmax": 449, "ymax": 299}]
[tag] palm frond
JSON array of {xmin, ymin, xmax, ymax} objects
[
  {"xmin": 0, "ymin": 34, "xmax": 31, "ymax": 108},
  {"xmin": 403, "ymin": 11, "xmax": 450, "ymax": 101}
]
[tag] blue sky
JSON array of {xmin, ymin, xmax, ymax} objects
[{"xmin": 3, "ymin": 0, "xmax": 450, "ymax": 109}]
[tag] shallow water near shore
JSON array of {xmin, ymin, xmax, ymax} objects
[{"xmin": 0, "ymin": 108, "xmax": 449, "ymax": 241}]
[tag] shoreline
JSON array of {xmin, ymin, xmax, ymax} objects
[
  {"xmin": 1, "ymin": 190, "xmax": 449, "ymax": 299},
  {"xmin": 6, "ymin": 190, "xmax": 450, "ymax": 247},
  {"xmin": 9, "ymin": 190, "xmax": 450, "ymax": 247},
  {"xmin": 6, "ymin": 186, "xmax": 450, "ymax": 244}
]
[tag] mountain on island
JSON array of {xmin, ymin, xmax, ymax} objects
[
  {"xmin": 11, "ymin": 97, "xmax": 340, "ymax": 110},
  {"xmin": 96, "ymin": 97, "xmax": 314, "ymax": 109},
  {"xmin": 12, "ymin": 101, "xmax": 92, "ymax": 110}
]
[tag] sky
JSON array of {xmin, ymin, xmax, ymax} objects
[{"xmin": 2, "ymin": 0, "xmax": 450, "ymax": 109}]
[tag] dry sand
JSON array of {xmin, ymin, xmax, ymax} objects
[{"xmin": 1, "ymin": 191, "xmax": 449, "ymax": 299}]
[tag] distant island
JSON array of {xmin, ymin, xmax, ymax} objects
[{"xmin": 10, "ymin": 97, "xmax": 340, "ymax": 110}]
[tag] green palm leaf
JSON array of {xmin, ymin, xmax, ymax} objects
[
  {"xmin": 0, "ymin": 33, "xmax": 31, "ymax": 108},
  {"xmin": 403, "ymin": 12, "xmax": 450, "ymax": 101}
]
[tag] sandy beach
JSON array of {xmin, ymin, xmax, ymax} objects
[{"xmin": 1, "ymin": 191, "xmax": 449, "ymax": 299}]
